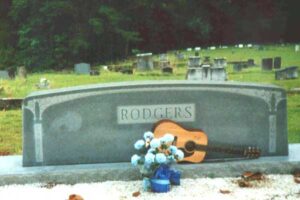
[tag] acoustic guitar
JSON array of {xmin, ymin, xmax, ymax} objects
[{"xmin": 153, "ymin": 119, "xmax": 261, "ymax": 163}]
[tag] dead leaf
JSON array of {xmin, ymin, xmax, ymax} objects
[
  {"xmin": 132, "ymin": 191, "xmax": 141, "ymax": 197},
  {"xmin": 69, "ymin": 194, "xmax": 84, "ymax": 200},
  {"xmin": 219, "ymin": 189, "xmax": 231, "ymax": 194},
  {"xmin": 242, "ymin": 171, "xmax": 265, "ymax": 181},
  {"xmin": 237, "ymin": 179, "xmax": 252, "ymax": 188},
  {"xmin": 0, "ymin": 151, "xmax": 10, "ymax": 156}
]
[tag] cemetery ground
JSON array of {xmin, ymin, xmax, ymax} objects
[{"xmin": 1, "ymin": 44, "xmax": 299, "ymax": 155}]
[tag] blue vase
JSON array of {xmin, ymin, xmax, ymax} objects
[
  {"xmin": 150, "ymin": 179, "xmax": 170, "ymax": 193},
  {"xmin": 142, "ymin": 177, "xmax": 151, "ymax": 191},
  {"xmin": 170, "ymin": 170, "xmax": 181, "ymax": 185}
]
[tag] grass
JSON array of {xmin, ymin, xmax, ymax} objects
[{"xmin": 0, "ymin": 44, "xmax": 299, "ymax": 155}]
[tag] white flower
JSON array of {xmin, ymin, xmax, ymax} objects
[
  {"xmin": 169, "ymin": 145, "xmax": 178, "ymax": 154},
  {"xmin": 134, "ymin": 139, "xmax": 145, "ymax": 150},
  {"xmin": 175, "ymin": 149, "xmax": 184, "ymax": 161},
  {"xmin": 143, "ymin": 131, "xmax": 154, "ymax": 140},
  {"xmin": 161, "ymin": 133, "xmax": 174, "ymax": 143},
  {"xmin": 131, "ymin": 154, "xmax": 140, "ymax": 166},
  {"xmin": 147, "ymin": 148, "xmax": 156, "ymax": 154},
  {"xmin": 145, "ymin": 153, "xmax": 155, "ymax": 165},
  {"xmin": 155, "ymin": 153, "xmax": 167, "ymax": 164},
  {"xmin": 150, "ymin": 138, "xmax": 161, "ymax": 149}
]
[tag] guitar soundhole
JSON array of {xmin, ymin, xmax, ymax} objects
[{"xmin": 185, "ymin": 141, "xmax": 196, "ymax": 152}]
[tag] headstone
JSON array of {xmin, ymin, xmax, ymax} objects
[
  {"xmin": 0, "ymin": 70, "xmax": 9, "ymax": 80},
  {"xmin": 186, "ymin": 64, "xmax": 227, "ymax": 81},
  {"xmin": 247, "ymin": 44, "xmax": 253, "ymax": 48},
  {"xmin": 261, "ymin": 58, "xmax": 273, "ymax": 71},
  {"xmin": 136, "ymin": 53, "xmax": 153, "ymax": 71},
  {"xmin": 90, "ymin": 70, "xmax": 100, "ymax": 76},
  {"xmin": 238, "ymin": 44, "xmax": 243, "ymax": 48},
  {"xmin": 121, "ymin": 69, "xmax": 134, "ymax": 75},
  {"xmin": 247, "ymin": 59, "xmax": 255, "ymax": 66},
  {"xmin": 186, "ymin": 48, "xmax": 192, "ymax": 51},
  {"xmin": 221, "ymin": 46, "xmax": 228, "ymax": 49},
  {"xmin": 176, "ymin": 52, "xmax": 185, "ymax": 60},
  {"xmin": 209, "ymin": 46, "xmax": 216, "ymax": 50},
  {"xmin": 22, "ymin": 81, "xmax": 288, "ymax": 166},
  {"xmin": 7, "ymin": 67, "xmax": 16, "ymax": 79},
  {"xmin": 36, "ymin": 78, "xmax": 50, "ymax": 89},
  {"xmin": 233, "ymin": 63, "xmax": 243, "ymax": 72},
  {"xmin": 188, "ymin": 56, "xmax": 201, "ymax": 68},
  {"xmin": 159, "ymin": 54, "xmax": 167, "ymax": 61},
  {"xmin": 18, "ymin": 66, "xmax": 27, "ymax": 79},
  {"xmin": 204, "ymin": 56, "xmax": 210, "ymax": 63},
  {"xmin": 159, "ymin": 61, "xmax": 171, "ymax": 68},
  {"xmin": 213, "ymin": 58, "xmax": 227, "ymax": 68},
  {"xmin": 74, "ymin": 63, "xmax": 91, "ymax": 75},
  {"xmin": 161, "ymin": 67, "xmax": 173, "ymax": 74},
  {"xmin": 295, "ymin": 45, "xmax": 299, "ymax": 52},
  {"xmin": 195, "ymin": 47, "xmax": 201, "ymax": 51},
  {"xmin": 0, "ymin": 98, "xmax": 23, "ymax": 110},
  {"xmin": 273, "ymin": 57, "xmax": 281, "ymax": 69},
  {"xmin": 275, "ymin": 66, "xmax": 298, "ymax": 80},
  {"xmin": 211, "ymin": 67, "xmax": 227, "ymax": 81},
  {"xmin": 102, "ymin": 66, "xmax": 109, "ymax": 71}
]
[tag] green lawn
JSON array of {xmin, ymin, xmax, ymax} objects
[{"xmin": 0, "ymin": 44, "xmax": 299, "ymax": 155}]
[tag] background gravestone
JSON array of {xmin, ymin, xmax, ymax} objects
[
  {"xmin": 0, "ymin": 70, "xmax": 9, "ymax": 80},
  {"xmin": 188, "ymin": 56, "xmax": 201, "ymax": 68},
  {"xmin": 18, "ymin": 66, "xmax": 27, "ymax": 79},
  {"xmin": 273, "ymin": 57, "xmax": 281, "ymax": 69},
  {"xmin": 22, "ymin": 81, "xmax": 288, "ymax": 166},
  {"xmin": 247, "ymin": 59, "xmax": 255, "ymax": 66},
  {"xmin": 161, "ymin": 67, "xmax": 173, "ymax": 74},
  {"xmin": 262, "ymin": 58, "xmax": 273, "ymax": 71},
  {"xmin": 74, "ymin": 63, "xmax": 91, "ymax": 74},
  {"xmin": 275, "ymin": 66, "xmax": 298, "ymax": 80},
  {"xmin": 136, "ymin": 53, "xmax": 153, "ymax": 71}
]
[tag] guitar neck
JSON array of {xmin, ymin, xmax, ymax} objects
[{"xmin": 195, "ymin": 143, "xmax": 246, "ymax": 156}]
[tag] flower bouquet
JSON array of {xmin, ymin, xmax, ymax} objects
[{"xmin": 131, "ymin": 131, "xmax": 184, "ymax": 192}]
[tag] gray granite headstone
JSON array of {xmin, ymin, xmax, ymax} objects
[
  {"xmin": 136, "ymin": 53, "xmax": 153, "ymax": 71},
  {"xmin": 22, "ymin": 81, "xmax": 288, "ymax": 166},
  {"xmin": 161, "ymin": 67, "xmax": 173, "ymax": 74},
  {"xmin": 213, "ymin": 58, "xmax": 227, "ymax": 68},
  {"xmin": 0, "ymin": 70, "xmax": 9, "ymax": 80},
  {"xmin": 74, "ymin": 63, "xmax": 91, "ymax": 74},
  {"xmin": 247, "ymin": 59, "xmax": 255, "ymax": 66},
  {"xmin": 262, "ymin": 58, "xmax": 273, "ymax": 71},
  {"xmin": 186, "ymin": 64, "xmax": 227, "ymax": 81},
  {"xmin": 275, "ymin": 66, "xmax": 298, "ymax": 80},
  {"xmin": 188, "ymin": 56, "xmax": 201, "ymax": 68},
  {"xmin": 273, "ymin": 57, "xmax": 281, "ymax": 69}
]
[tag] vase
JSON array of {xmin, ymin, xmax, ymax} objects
[
  {"xmin": 150, "ymin": 178, "xmax": 170, "ymax": 193},
  {"xmin": 142, "ymin": 177, "xmax": 151, "ymax": 191}
]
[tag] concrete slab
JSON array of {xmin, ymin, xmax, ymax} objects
[{"xmin": 0, "ymin": 144, "xmax": 299, "ymax": 186}]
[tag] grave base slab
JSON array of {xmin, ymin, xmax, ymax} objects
[{"xmin": 0, "ymin": 144, "xmax": 299, "ymax": 186}]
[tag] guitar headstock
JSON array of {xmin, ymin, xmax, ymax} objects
[{"xmin": 244, "ymin": 146, "xmax": 261, "ymax": 158}]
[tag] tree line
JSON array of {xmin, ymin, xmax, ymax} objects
[{"xmin": 0, "ymin": 0, "xmax": 299, "ymax": 71}]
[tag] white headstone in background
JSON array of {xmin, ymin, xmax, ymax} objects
[
  {"xmin": 0, "ymin": 70, "xmax": 9, "ymax": 80},
  {"xmin": 238, "ymin": 44, "xmax": 244, "ymax": 48},
  {"xmin": 195, "ymin": 47, "xmax": 201, "ymax": 51},
  {"xmin": 209, "ymin": 46, "xmax": 216, "ymax": 50},
  {"xmin": 247, "ymin": 44, "xmax": 253, "ymax": 48},
  {"xmin": 187, "ymin": 48, "xmax": 192, "ymax": 51},
  {"xmin": 295, "ymin": 45, "xmax": 300, "ymax": 52},
  {"xmin": 221, "ymin": 46, "xmax": 228, "ymax": 49},
  {"xmin": 74, "ymin": 63, "xmax": 91, "ymax": 74}
]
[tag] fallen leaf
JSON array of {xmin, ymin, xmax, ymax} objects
[
  {"xmin": 219, "ymin": 189, "xmax": 231, "ymax": 194},
  {"xmin": 0, "ymin": 151, "xmax": 10, "ymax": 156},
  {"xmin": 69, "ymin": 194, "xmax": 84, "ymax": 200},
  {"xmin": 237, "ymin": 179, "xmax": 252, "ymax": 188},
  {"xmin": 132, "ymin": 191, "xmax": 141, "ymax": 197},
  {"xmin": 242, "ymin": 171, "xmax": 265, "ymax": 181}
]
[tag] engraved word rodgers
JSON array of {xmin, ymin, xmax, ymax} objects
[{"xmin": 117, "ymin": 104, "xmax": 195, "ymax": 124}]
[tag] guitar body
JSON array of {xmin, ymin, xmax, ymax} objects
[{"xmin": 153, "ymin": 120, "xmax": 208, "ymax": 163}]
